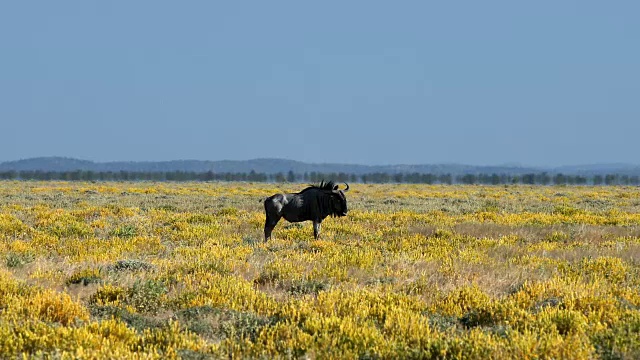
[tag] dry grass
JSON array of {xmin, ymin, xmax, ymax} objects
[{"xmin": 0, "ymin": 181, "xmax": 639, "ymax": 358}]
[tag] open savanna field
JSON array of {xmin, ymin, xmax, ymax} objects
[{"xmin": 1, "ymin": 181, "xmax": 640, "ymax": 359}]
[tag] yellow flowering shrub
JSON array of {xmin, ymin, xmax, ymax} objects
[{"xmin": 0, "ymin": 181, "xmax": 639, "ymax": 358}]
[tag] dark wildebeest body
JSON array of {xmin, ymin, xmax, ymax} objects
[{"xmin": 262, "ymin": 181, "xmax": 349, "ymax": 241}]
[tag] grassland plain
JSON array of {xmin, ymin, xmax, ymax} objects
[{"xmin": 1, "ymin": 181, "xmax": 640, "ymax": 359}]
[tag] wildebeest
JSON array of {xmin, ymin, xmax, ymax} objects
[{"xmin": 262, "ymin": 181, "xmax": 349, "ymax": 241}]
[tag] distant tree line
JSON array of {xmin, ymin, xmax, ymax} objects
[{"xmin": 1, "ymin": 170, "xmax": 639, "ymax": 185}]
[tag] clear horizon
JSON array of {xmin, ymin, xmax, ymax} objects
[
  {"xmin": 2, "ymin": 2, "xmax": 638, "ymax": 167},
  {"xmin": 2, "ymin": 155, "xmax": 639, "ymax": 169}
]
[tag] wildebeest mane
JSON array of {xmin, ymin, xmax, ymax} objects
[{"xmin": 297, "ymin": 180, "xmax": 343, "ymax": 219}]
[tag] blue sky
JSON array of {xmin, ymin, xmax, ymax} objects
[{"xmin": 1, "ymin": 1, "xmax": 638, "ymax": 166}]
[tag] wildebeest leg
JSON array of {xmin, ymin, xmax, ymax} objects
[
  {"xmin": 313, "ymin": 220, "xmax": 321, "ymax": 239},
  {"xmin": 264, "ymin": 215, "xmax": 281, "ymax": 242}
]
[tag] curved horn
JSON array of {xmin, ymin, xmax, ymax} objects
[{"xmin": 343, "ymin": 182, "xmax": 350, "ymax": 192}]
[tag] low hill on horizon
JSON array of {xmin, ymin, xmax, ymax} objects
[{"xmin": 1, "ymin": 157, "xmax": 640, "ymax": 176}]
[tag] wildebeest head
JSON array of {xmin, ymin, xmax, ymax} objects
[
  {"xmin": 332, "ymin": 182, "xmax": 349, "ymax": 216},
  {"xmin": 300, "ymin": 181, "xmax": 349, "ymax": 218}
]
